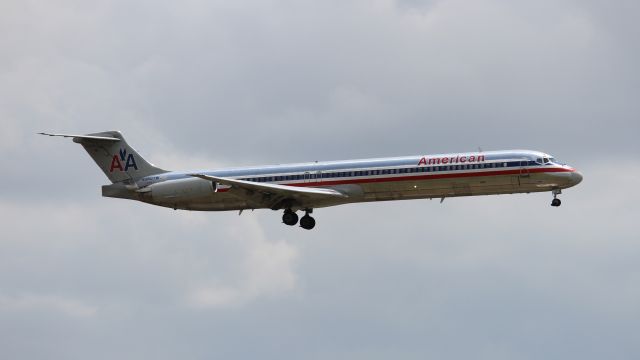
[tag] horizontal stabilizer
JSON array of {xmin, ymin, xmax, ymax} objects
[{"xmin": 38, "ymin": 132, "xmax": 120, "ymax": 142}]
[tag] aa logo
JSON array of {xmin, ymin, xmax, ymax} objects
[{"xmin": 109, "ymin": 148, "xmax": 138, "ymax": 172}]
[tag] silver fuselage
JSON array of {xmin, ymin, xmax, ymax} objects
[{"xmin": 104, "ymin": 150, "xmax": 582, "ymax": 212}]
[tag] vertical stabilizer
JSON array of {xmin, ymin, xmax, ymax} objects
[{"xmin": 40, "ymin": 131, "xmax": 167, "ymax": 183}]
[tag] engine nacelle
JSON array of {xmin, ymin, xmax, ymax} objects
[{"xmin": 149, "ymin": 178, "xmax": 215, "ymax": 202}]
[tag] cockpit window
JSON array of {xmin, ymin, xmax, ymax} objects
[
  {"xmin": 536, "ymin": 158, "xmax": 543, "ymax": 164},
  {"xmin": 549, "ymin": 157, "xmax": 556, "ymax": 163},
  {"xmin": 543, "ymin": 157, "xmax": 549, "ymax": 163}
]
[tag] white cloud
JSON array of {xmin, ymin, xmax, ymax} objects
[
  {"xmin": 1, "ymin": 0, "xmax": 639, "ymax": 358},
  {"xmin": 187, "ymin": 217, "xmax": 298, "ymax": 309},
  {"xmin": 0, "ymin": 294, "xmax": 97, "ymax": 317}
]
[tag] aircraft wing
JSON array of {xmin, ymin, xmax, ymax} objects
[{"xmin": 189, "ymin": 173, "xmax": 348, "ymax": 210}]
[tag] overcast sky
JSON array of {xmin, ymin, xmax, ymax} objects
[{"xmin": 1, "ymin": 0, "xmax": 639, "ymax": 359}]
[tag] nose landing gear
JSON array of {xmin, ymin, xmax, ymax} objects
[{"xmin": 551, "ymin": 189, "xmax": 562, "ymax": 207}]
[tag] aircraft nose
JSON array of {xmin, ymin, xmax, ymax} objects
[{"xmin": 571, "ymin": 171, "xmax": 583, "ymax": 185}]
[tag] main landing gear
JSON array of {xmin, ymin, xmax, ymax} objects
[
  {"xmin": 282, "ymin": 208, "xmax": 316, "ymax": 230},
  {"xmin": 551, "ymin": 189, "xmax": 562, "ymax": 207},
  {"xmin": 282, "ymin": 209, "xmax": 299, "ymax": 226},
  {"xmin": 300, "ymin": 211, "xmax": 316, "ymax": 230}
]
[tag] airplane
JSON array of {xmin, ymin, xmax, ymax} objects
[{"xmin": 40, "ymin": 131, "xmax": 583, "ymax": 230}]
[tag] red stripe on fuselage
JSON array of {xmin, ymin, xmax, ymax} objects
[{"xmin": 214, "ymin": 167, "xmax": 574, "ymax": 192}]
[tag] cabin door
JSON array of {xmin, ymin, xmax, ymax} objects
[
  {"xmin": 519, "ymin": 160, "xmax": 530, "ymax": 178},
  {"xmin": 512, "ymin": 160, "xmax": 530, "ymax": 188},
  {"xmin": 304, "ymin": 171, "xmax": 322, "ymax": 184}
]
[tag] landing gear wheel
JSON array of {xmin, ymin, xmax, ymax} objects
[
  {"xmin": 282, "ymin": 210, "xmax": 298, "ymax": 226},
  {"xmin": 551, "ymin": 189, "xmax": 562, "ymax": 207},
  {"xmin": 300, "ymin": 215, "xmax": 316, "ymax": 230}
]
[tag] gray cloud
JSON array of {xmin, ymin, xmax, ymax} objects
[{"xmin": 1, "ymin": 0, "xmax": 639, "ymax": 359}]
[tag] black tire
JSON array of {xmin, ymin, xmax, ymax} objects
[
  {"xmin": 300, "ymin": 215, "xmax": 316, "ymax": 230},
  {"xmin": 282, "ymin": 211, "xmax": 299, "ymax": 226},
  {"xmin": 551, "ymin": 198, "xmax": 561, "ymax": 207}
]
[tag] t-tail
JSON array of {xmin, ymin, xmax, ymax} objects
[{"xmin": 39, "ymin": 131, "xmax": 167, "ymax": 184}]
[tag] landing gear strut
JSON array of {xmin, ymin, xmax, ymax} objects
[
  {"xmin": 282, "ymin": 209, "xmax": 298, "ymax": 226},
  {"xmin": 300, "ymin": 209, "xmax": 316, "ymax": 230},
  {"xmin": 551, "ymin": 189, "xmax": 562, "ymax": 207}
]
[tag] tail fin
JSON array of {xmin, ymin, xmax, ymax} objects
[{"xmin": 40, "ymin": 130, "xmax": 167, "ymax": 183}]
